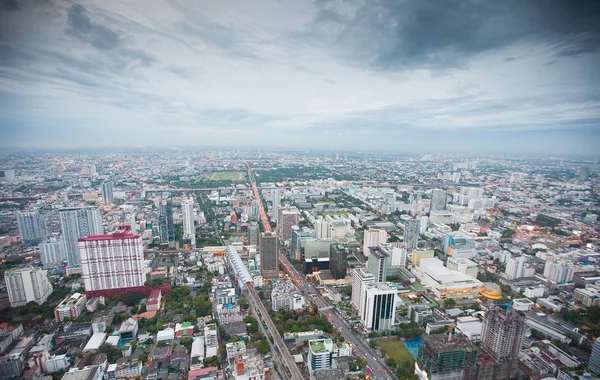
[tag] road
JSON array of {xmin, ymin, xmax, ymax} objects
[
  {"xmin": 246, "ymin": 162, "xmax": 271, "ymax": 232},
  {"xmin": 279, "ymin": 255, "xmax": 396, "ymax": 380}
]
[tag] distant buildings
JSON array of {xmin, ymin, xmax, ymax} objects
[
  {"xmin": 101, "ymin": 181, "xmax": 114, "ymax": 205},
  {"xmin": 5, "ymin": 266, "xmax": 52, "ymax": 307},
  {"xmin": 510, "ymin": 172, "xmax": 526, "ymax": 183},
  {"xmin": 260, "ymin": 232, "xmax": 278, "ymax": 279},
  {"xmin": 480, "ymin": 307, "xmax": 525, "ymax": 378},
  {"xmin": 362, "ymin": 228, "xmax": 387, "ymax": 256},
  {"xmin": 60, "ymin": 207, "xmax": 103, "ymax": 266},
  {"xmin": 4, "ymin": 169, "xmax": 16, "ymax": 182},
  {"xmin": 79, "ymin": 231, "xmax": 146, "ymax": 297},
  {"xmin": 361, "ymin": 282, "xmax": 397, "ymax": 332},
  {"xmin": 314, "ymin": 219, "xmax": 332, "ymax": 239},
  {"xmin": 16, "ymin": 210, "xmax": 47, "ymax": 245},
  {"xmin": 404, "ymin": 218, "xmax": 420, "ymax": 251}
]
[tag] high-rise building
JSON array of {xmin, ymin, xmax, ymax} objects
[
  {"xmin": 510, "ymin": 172, "xmax": 525, "ymax": 183},
  {"xmin": 79, "ymin": 231, "xmax": 146, "ymax": 297},
  {"xmin": 159, "ymin": 199, "xmax": 174, "ymax": 244},
  {"xmin": 430, "ymin": 189, "xmax": 448, "ymax": 211},
  {"xmin": 543, "ymin": 259, "xmax": 574, "ymax": 283},
  {"xmin": 367, "ymin": 246, "xmax": 389, "ymax": 283},
  {"xmin": 308, "ymin": 339, "xmax": 334, "ymax": 375},
  {"xmin": 250, "ymin": 200, "xmax": 259, "ymax": 220},
  {"xmin": 279, "ymin": 208, "xmax": 300, "ymax": 241},
  {"xmin": 5, "ymin": 266, "xmax": 53, "ymax": 307},
  {"xmin": 314, "ymin": 219, "xmax": 332, "ymax": 239},
  {"xmin": 260, "ymin": 232, "xmax": 278, "ymax": 279},
  {"xmin": 361, "ymin": 282, "xmax": 397, "ymax": 332},
  {"xmin": 4, "ymin": 169, "xmax": 16, "ymax": 182},
  {"xmin": 329, "ymin": 244, "xmax": 348, "ymax": 279},
  {"xmin": 351, "ymin": 268, "xmax": 374, "ymax": 315},
  {"xmin": 580, "ymin": 166, "xmax": 590, "ymax": 181},
  {"xmin": 39, "ymin": 238, "xmax": 66, "ymax": 268},
  {"xmin": 588, "ymin": 338, "xmax": 600, "ymax": 375},
  {"xmin": 182, "ymin": 198, "xmax": 195, "ymax": 246},
  {"xmin": 127, "ymin": 213, "xmax": 137, "ymax": 234},
  {"xmin": 16, "ymin": 210, "xmax": 48, "ymax": 245},
  {"xmin": 480, "ymin": 307, "xmax": 525, "ymax": 378},
  {"xmin": 272, "ymin": 189, "xmax": 280, "ymax": 223},
  {"xmin": 415, "ymin": 334, "xmax": 478, "ymax": 380},
  {"xmin": 505, "ymin": 256, "xmax": 525, "ymax": 280},
  {"xmin": 291, "ymin": 226, "xmax": 312, "ymax": 256},
  {"xmin": 248, "ymin": 222, "xmax": 259, "ymax": 246},
  {"xmin": 404, "ymin": 218, "xmax": 420, "ymax": 251},
  {"xmin": 60, "ymin": 207, "xmax": 103, "ymax": 265},
  {"xmin": 362, "ymin": 228, "xmax": 387, "ymax": 256},
  {"xmin": 80, "ymin": 165, "xmax": 97, "ymax": 177},
  {"xmin": 101, "ymin": 181, "xmax": 114, "ymax": 205}
]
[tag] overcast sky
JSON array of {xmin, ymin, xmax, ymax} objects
[{"xmin": 1, "ymin": 0, "xmax": 599, "ymax": 155}]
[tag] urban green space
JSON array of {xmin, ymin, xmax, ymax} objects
[{"xmin": 206, "ymin": 171, "xmax": 247, "ymax": 181}]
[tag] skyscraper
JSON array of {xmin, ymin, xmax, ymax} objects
[
  {"xmin": 79, "ymin": 231, "xmax": 146, "ymax": 297},
  {"xmin": 5, "ymin": 266, "xmax": 53, "ymax": 307},
  {"xmin": 248, "ymin": 222, "xmax": 259, "ymax": 246},
  {"xmin": 362, "ymin": 228, "xmax": 387, "ymax": 256},
  {"xmin": 279, "ymin": 208, "xmax": 300, "ymax": 241},
  {"xmin": 367, "ymin": 246, "xmax": 389, "ymax": 283},
  {"xmin": 404, "ymin": 218, "xmax": 420, "ymax": 251},
  {"xmin": 260, "ymin": 232, "xmax": 279, "ymax": 279},
  {"xmin": 505, "ymin": 256, "xmax": 525, "ymax": 280},
  {"xmin": 60, "ymin": 207, "xmax": 103, "ymax": 265},
  {"xmin": 101, "ymin": 181, "xmax": 114, "ymax": 204},
  {"xmin": 250, "ymin": 200, "xmax": 259, "ymax": 220},
  {"xmin": 272, "ymin": 189, "xmax": 280, "ymax": 223},
  {"xmin": 181, "ymin": 198, "xmax": 195, "ymax": 246},
  {"xmin": 159, "ymin": 199, "xmax": 174, "ymax": 244},
  {"xmin": 588, "ymin": 338, "xmax": 600, "ymax": 375},
  {"xmin": 361, "ymin": 282, "xmax": 397, "ymax": 332},
  {"xmin": 16, "ymin": 210, "xmax": 48, "ymax": 245},
  {"xmin": 351, "ymin": 268, "xmax": 374, "ymax": 315},
  {"xmin": 329, "ymin": 244, "xmax": 348, "ymax": 279},
  {"xmin": 430, "ymin": 189, "xmax": 448, "ymax": 211},
  {"xmin": 543, "ymin": 258, "xmax": 574, "ymax": 283},
  {"xmin": 39, "ymin": 238, "xmax": 66, "ymax": 268},
  {"xmin": 480, "ymin": 307, "xmax": 525, "ymax": 378},
  {"xmin": 314, "ymin": 219, "xmax": 332, "ymax": 239},
  {"xmin": 4, "ymin": 169, "xmax": 16, "ymax": 182}
]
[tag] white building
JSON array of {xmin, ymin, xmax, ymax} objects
[
  {"xmin": 412, "ymin": 258, "xmax": 483, "ymax": 300},
  {"xmin": 524, "ymin": 285, "xmax": 546, "ymax": 298},
  {"xmin": 271, "ymin": 280, "xmax": 305, "ymax": 311},
  {"xmin": 361, "ymin": 282, "xmax": 397, "ymax": 332},
  {"xmin": 181, "ymin": 198, "xmax": 195, "ymax": 247},
  {"xmin": 455, "ymin": 316, "xmax": 483, "ymax": 342},
  {"xmin": 446, "ymin": 257, "xmax": 478, "ymax": 278},
  {"xmin": 157, "ymin": 328, "xmax": 175, "ymax": 342},
  {"xmin": 362, "ymin": 228, "xmax": 387, "ymax": 256},
  {"xmin": 39, "ymin": 239, "xmax": 66, "ymax": 268},
  {"xmin": 5, "ymin": 266, "xmax": 52, "ymax": 307},
  {"xmin": 54, "ymin": 293, "xmax": 87, "ymax": 322},
  {"xmin": 308, "ymin": 339, "xmax": 334, "ymax": 375},
  {"xmin": 190, "ymin": 337, "xmax": 205, "ymax": 370},
  {"xmin": 45, "ymin": 354, "xmax": 70, "ymax": 374},
  {"xmin": 429, "ymin": 210, "xmax": 455, "ymax": 225},
  {"xmin": 505, "ymin": 256, "xmax": 525, "ymax": 280},
  {"xmin": 314, "ymin": 219, "xmax": 332, "ymax": 239},
  {"xmin": 16, "ymin": 210, "xmax": 47, "ymax": 245},
  {"xmin": 204, "ymin": 323, "xmax": 218, "ymax": 358},
  {"xmin": 351, "ymin": 268, "xmax": 374, "ymax": 316},
  {"xmin": 60, "ymin": 207, "xmax": 103, "ymax": 266},
  {"xmin": 79, "ymin": 231, "xmax": 146, "ymax": 294},
  {"xmin": 543, "ymin": 259, "xmax": 574, "ymax": 284}
]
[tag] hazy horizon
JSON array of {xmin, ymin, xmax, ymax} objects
[{"xmin": 1, "ymin": 0, "xmax": 599, "ymax": 154}]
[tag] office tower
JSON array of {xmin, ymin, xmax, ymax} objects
[
  {"xmin": 279, "ymin": 208, "xmax": 300, "ymax": 241},
  {"xmin": 79, "ymin": 231, "xmax": 146, "ymax": 297},
  {"xmin": 39, "ymin": 239, "xmax": 66, "ymax": 268},
  {"xmin": 367, "ymin": 246, "xmax": 389, "ymax": 282},
  {"xmin": 430, "ymin": 189, "xmax": 448, "ymax": 211},
  {"xmin": 272, "ymin": 189, "xmax": 280, "ymax": 223},
  {"xmin": 362, "ymin": 228, "xmax": 387, "ymax": 256},
  {"xmin": 314, "ymin": 219, "xmax": 332, "ymax": 239},
  {"xmin": 4, "ymin": 169, "xmax": 16, "ymax": 182},
  {"xmin": 543, "ymin": 258, "xmax": 574, "ymax": 283},
  {"xmin": 351, "ymin": 268, "xmax": 374, "ymax": 315},
  {"xmin": 159, "ymin": 199, "xmax": 174, "ymax": 243},
  {"xmin": 308, "ymin": 339, "xmax": 334, "ymax": 375},
  {"xmin": 260, "ymin": 232, "xmax": 279, "ymax": 279},
  {"xmin": 505, "ymin": 256, "xmax": 525, "ymax": 280},
  {"xmin": 181, "ymin": 198, "xmax": 195, "ymax": 246},
  {"xmin": 5, "ymin": 266, "xmax": 53, "ymax": 307},
  {"xmin": 248, "ymin": 222, "xmax": 260, "ymax": 246},
  {"xmin": 361, "ymin": 282, "xmax": 397, "ymax": 332},
  {"xmin": 80, "ymin": 165, "xmax": 97, "ymax": 177},
  {"xmin": 250, "ymin": 200, "xmax": 259, "ymax": 220},
  {"xmin": 329, "ymin": 244, "xmax": 348, "ymax": 279},
  {"xmin": 415, "ymin": 334, "xmax": 478, "ymax": 380},
  {"xmin": 404, "ymin": 218, "xmax": 420, "ymax": 251},
  {"xmin": 16, "ymin": 210, "xmax": 48, "ymax": 245},
  {"xmin": 588, "ymin": 338, "xmax": 600, "ymax": 375},
  {"xmin": 480, "ymin": 307, "xmax": 525, "ymax": 378},
  {"xmin": 101, "ymin": 181, "xmax": 114, "ymax": 204},
  {"xmin": 60, "ymin": 207, "xmax": 103, "ymax": 265}
]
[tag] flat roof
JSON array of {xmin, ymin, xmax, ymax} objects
[
  {"xmin": 79, "ymin": 232, "xmax": 139, "ymax": 241},
  {"xmin": 369, "ymin": 246, "xmax": 389, "ymax": 259}
]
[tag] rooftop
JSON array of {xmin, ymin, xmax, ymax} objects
[
  {"xmin": 369, "ymin": 246, "xmax": 390, "ymax": 259},
  {"xmin": 310, "ymin": 339, "xmax": 333, "ymax": 354},
  {"xmin": 79, "ymin": 232, "xmax": 139, "ymax": 241}
]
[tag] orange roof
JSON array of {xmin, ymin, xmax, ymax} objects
[{"xmin": 132, "ymin": 311, "xmax": 157, "ymax": 320}]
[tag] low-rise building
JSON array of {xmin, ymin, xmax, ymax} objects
[
  {"xmin": 308, "ymin": 339, "xmax": 334, "ymax": 375},
  {"xmin": 55, "ymin": 293, "xmax": 87, "ymax": 323}
]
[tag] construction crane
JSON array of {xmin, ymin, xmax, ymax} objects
[{"xmin": 494, "ymin": 300, "xmax": 514, "ymax": 317}]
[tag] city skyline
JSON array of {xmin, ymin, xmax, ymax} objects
[{"xmin": 1, "ymin": 0, "xmax": 599, "ymax": 154}]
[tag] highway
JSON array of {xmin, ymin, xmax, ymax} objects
[{"xmin": 279, "ymin": 255, "xmax": 396, "ymax": 380}]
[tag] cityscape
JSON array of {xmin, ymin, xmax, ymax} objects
[{"xmin": 1, "ymin": 1, "xmax": 600, "ymax": 380}]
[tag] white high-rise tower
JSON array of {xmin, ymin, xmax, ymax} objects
[{"xmin": 182, "ymin": 198, "xmax": 195, "ymax": 247}]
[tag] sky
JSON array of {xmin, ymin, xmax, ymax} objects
[{"xmin": 0, "ymin": 0, "xmax": 599, "ymax": 155}]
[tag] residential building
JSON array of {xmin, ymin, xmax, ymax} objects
[
  {"xmin": 329, "ymin": 244, "xmax": 348, "ymax": 279},
  {"xmin": 158, "ymin": 199, "xmax": 174, "ymax": 243},
  {"xmin": 589, "ymin": 338, "xmax": 600, "ymax": 375},
  {"xmin": 415, "ymin": 334, "xmax": 478, "ymax": 380},
  {"xmin": 204, "ymin": 324, "xmax": 218, "ymax": 358},
  {"xmin": 39, "ymin": 238, "xmax": 65, "ymax": 268},
  {"xmin": 481, "ymin": 307, "xmax": 525, "ymax": 378},
  {"xmin": 16, "ymin": 210, "xmax": 47, "ymax": 245},
  {"xmin": 314, "ymin": 219, "xmax": 332, "ymax": 239},
  {"xmin": 308, "ymin": 339, "xmax": 334, "ymax": 375},
  {"xmin": 505, "ymin": 256, "xmax": 525, "ymax": 280},
  {"xmin": 181, "ymin": 198, "xmax": 195, "ymax": 247},
  {"xmin": 119, "ymin": 318, "xmax": 138, "ymax": 342},
  {"xmin": 404, "ymin": 218, "xmax": 420, "ymax": 251},
  {"xmin": 361, "ymin": 282, "xmax": 397, "ymax": 332},
  {"xmin": 351, "ymin": 268, "xmax": 374, "ymax": 316},
  {"xmin": 279, "ymin": 208, "xmax": 300, "ymax": 242},
  {"xmin": 574, "ymin": 285, "xmax": 600, "ymax": 307},
  {"xmin": 544, "ymin": 259, "xmax": 574, "ymax": 284},
  {"xmin": 271, "ymin": 280, "xmax": 305, "ymax": 311},
  {"xmin": 362, "ymin": 228, "xmax": 387, "ymax": 256},
  {"xmin": 60, "ymin": 207, "xmax": 103, "ymax": 265},
  {"xmin": 146, "ymin": 290, "xmax": 162, "ymax": 311},
  {"xmin": 79, "ymin": 231, "xmax": 146, "ymax": 297},
  {"xmin": 260, "ymin": 232, "xmax": 278, "ymax": 279},
  {"xmin": 55, "ymin": 293, "xmax": 87, "ymax": 322},
  {"xmin": 248, "ymin": 222, "xmax": 259, "ymax": 246},
  {"xmin": 4, "ymin": 169, "xmax": 16, "ymax": 182},
  {"xmin": 430, "ymin": 189, "xmax": 448, "ymax": 211},
  {"xmin": 5, "ymin": 266, "xmax": 52, "ymax": 307},
  {"xmin": 367, "ymin": 246, "xmax": 389, "ymax": 283},
  {"xmin": 101, "ymin": 181, "xmax": 114, "ymax": 205}
]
